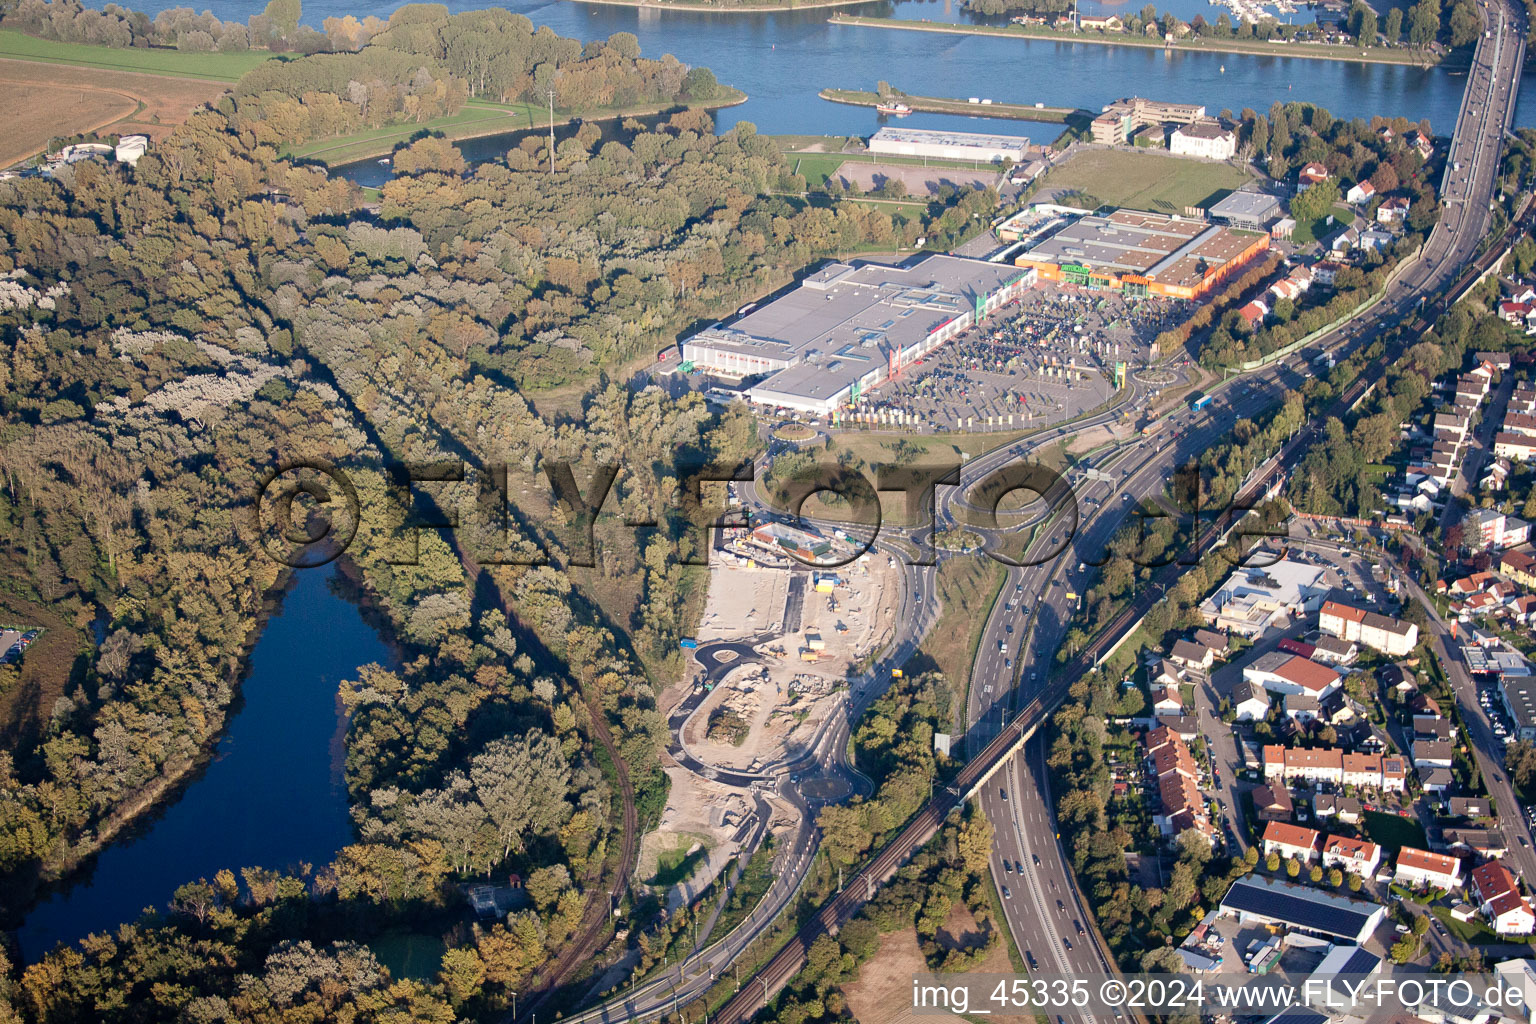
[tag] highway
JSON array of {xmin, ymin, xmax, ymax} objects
[
  {"xmin": 562, "ymin": 5, "xmax": 1527, "ymax": 1019},
  {"xmin": 963, "ymin": 2, "xmax": 1526, "ymax": 1012}
]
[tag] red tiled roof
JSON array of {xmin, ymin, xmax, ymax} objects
[
  {"xmin": 1275, "ymin": 655, "xmax": 1341, "ymax": 694},
  {"xmin": 1397, "ymin": 846, "xmax": 1460, "ymax": 877},
  {"xmin": 1321, "ymin": 600, "xmax": 1367, "ymax": 623},
  {"xmin": 1263, "ymin": 821, "xmax": 1321, "ymax": 850}
]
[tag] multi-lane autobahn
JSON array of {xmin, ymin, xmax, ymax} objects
[
  {"xmin": 561, "ymin": 6, "xmax": 1526, "ymax": 1020},
  {"xmin": 965, "ymin": 3, "xmax": 1525, "ymax": 1014}
]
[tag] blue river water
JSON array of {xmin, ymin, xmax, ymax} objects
[
  {"xmin": 20, "ymin": 0, "xmax": 1530, "ymax": 961},
  {"xmin": 119, "ymin": 0, "xmax": 1536, "ymax": 136},
  {"xmin": 15, "ymin": 567, "xmax": 395, "ymax": 962}
]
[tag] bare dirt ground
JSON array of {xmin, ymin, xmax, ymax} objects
[
  {"xmin": 834, "ymin": 161, "xmax": 1000, "ymax": 197},
  {"xmin": 636, "ymin": 761, "xmax": 755, "ymax": 903},
  {"xmin": 842, "ymin": 919, "xmax": 1031, "ymax": 1024},
  {"xmin": 684, "ymin": 559, "xmax": 900, "ymax": 772},
  {"xmin": 696, "ymin": 561, "xmax": 788, "ymax": 641},
  {"xmin": 0, "ymin": 58, "xmax": 226, "ymax": 166}
]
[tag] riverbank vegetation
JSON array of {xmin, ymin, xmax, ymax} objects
[
  {"xmin": 1165, "ymin": 102, "xmax": 1442, "ymax": 370},
  {"xmin": 831, "ymin": 11, "xmax": 1444, "ymax": 67},
  {"xmin": 871, "ymin": 0, "xmax": 1491, "ymax": 61},
  {"xmin": 0, "ymin": 0, "xmax": 1029, "ymax": 1016}
]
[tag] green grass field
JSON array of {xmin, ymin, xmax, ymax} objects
[
  {"xmin": 291, "ymin": 87, "xmax": 747, "ymax": 165},
  {"xmin": 1364, "ymin": 810, "xmax": 1428, "ymax": 855},
  {"xmin": 0, "ymin": 29, "xmax": 274, "ymax": 81},
  {"xmin": 288, "ymin": 100, "xmax": 545, "ymax": 163},
  {"xmin": 1034, "ymin": 149, "xmax": 1255, "ymax": 215}
]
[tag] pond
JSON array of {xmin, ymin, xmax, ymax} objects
[{"xmin": 15, "ymin": 566, "xmax": 396, "ymax": 962}]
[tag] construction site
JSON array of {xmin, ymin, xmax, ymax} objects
[
  {"xmin": 683, "ymin": 552, "xmax": 900, "ymax": 774},
  {"xmin": 638, "ymin": 532, "xmax": 902, "ymax": 912}
]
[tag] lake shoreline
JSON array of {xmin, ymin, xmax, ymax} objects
[
  {"xmin": 303, "ymin": 91, "xmax": 750, "ymax": 168},
  {"xmin": 829, "ymin": 15, "xmax": 1450, "ymax": 68},
  {"xmin": 570, "ymin": 0, "xmax": 866, "ymax": 12},
  {"xmin": 818, "ymin": 86, "xmax": 1085, "ymax": 124}
]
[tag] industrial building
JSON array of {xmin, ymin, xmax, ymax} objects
[
  {"xmin": 1013, "ymin": 208, "xmax": 1270, "ymax": 301},
  {"xmin": 1220, "ymin": 875, "xmax": 1387, "ymax": 944},
  {"xmin": 1208, "ymin": 190, "xmax": 1284, "ymax": 231},
  {"xmin": 1090, "ymin": 96, "xmax": 1208, "ymax": 146},
  {"xmin": 1198, "ymin": 558, "xmax": 1332, "ymax": 637},
  {"xmin": 867, "ymin": 127, "xmax": 1030, "ymax": 164},
  {"xmin": 680, "ymin": 256, "xmax": 1033, "ymax": 416}
]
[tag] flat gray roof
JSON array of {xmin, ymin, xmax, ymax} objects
[
  {"xmin": 1210, "ymin": 190, "xmax": 1282, "ymax": 220},
  {"xmin": 685, "ymin": 255, "xmax": 1027, "ymax": 407},
  {"xmin": 870, "ymin": 126, "xmax": 1030, "ymax": 151}
]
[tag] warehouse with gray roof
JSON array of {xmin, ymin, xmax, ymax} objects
[
  {"xmin": 1220, "ymin": 875, "xmax": 1386, "ymax": 944},
  {"xmin": 681, "ymin": 255, "xmax": 1033, "ymax": 416}
]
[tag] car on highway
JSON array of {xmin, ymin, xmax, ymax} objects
[
  {"xmin": 1064, "ymin": 938, "xmax": 1072, "ymax": 950},
  {"xmin": 1027, "ymin": 952, "xmax": 1038, "ymax": 970},
  {"xmin": 1075, "ymin": 920, "xmax": 1085, "ymax": 935},
  {"xmin": 1057, "ymin": 899, "xmax": 1066, "ymax": 913},
  {"xmin": 1003, "ymin": 886, "xmax": 1012, "ymax": 898},
  {"xmin": 1001, "ymin": 788, "xmax": 1008, "ymax": 801},
  {"xmin": 1004, "ymin": 859, "xmax": 1014, "ymax": 873},
  {"xmin": 1033, "ymin": 853, "xmax": 1041, "ymax": 866}
]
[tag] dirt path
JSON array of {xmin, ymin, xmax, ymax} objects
[
  {"xmin": 0, "ymin": 57, "xmax": 226, "ymax": 167},
  {"xmin": 516, "ymin": 692, "xmax": 640, "ymax": 1020}
]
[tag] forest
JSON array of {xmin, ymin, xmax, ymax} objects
[{"xmin": 0, "ymin": 0, "xmax": 1014, "ymax": 1014}]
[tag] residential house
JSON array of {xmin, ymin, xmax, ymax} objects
[
  {"xmin": 1394, "ymin": 847, "xmax": 1464, "ymax": 890},
  {"xmin": 1170, "ymin": 639, "xmax": 1215, "ymax": 672},
  {"xmin": 1322, "ymin": 835, "xmax": 1382, "ymax": 877},
  {"xmin": 1297, "ymin": 162, "xmax": 1330, "ymax": 189},
  {"xmin": 1311, "ymin": 636, "xmax": 1358, "ymax": 664},
  {"xmin": 1145, "ymin": 725, "xmax": 1215, "ymax": 842},
  {"xmin": 1253, "ymin": 783, "xmax": 1294, "ymax": 822},
  {"xmin": 1234, "ymin": 679, "xmax": 1272, "ymax": 722},
  {"xmin": 1239, "ymin": 299, "xmax": 1269, "ymax": 327},
  {"xmin": 1152, "ymin": 684, "xmax": 1184, "ymax": 715},
  {"xmin": 1263, "ymin": 821, "xmax": 1322, "ymax": 864},
  {"xmin": 1503, "ymin": 549, "xmax": 1536, "ymax": 588},
  {"xmin": 1471, "ymin": 861, "xmax": 1536, "ymax": 936},
  {"xmin": 1346, "ymin": 181, "xmax": 1376, "ymax": 204},
  {"xmin": 1285, "ymin": 693, "xmax": 1322, "ymax": 723},
  {"xmin": 1318, "ymin": 600, "xmax": 1419, "ymax": 656},
  {"xmin": 1376, "ymin": 196, "xmax": 1410, "ymax": 224},
  {"xmin": 1413, "ymin": 739, "xmax": 1454, "ymax": 767},
  {"xmin": 1443, "ymin": 829, "xmax": 1508, "ymax": 857},
  {"xmin": 1418, "ymin": 765, "xmax": 1454, "ymax": 793},
  {"xmin": 1497, "ymin": 434, "xmax": 1536, "ymax": 462},
  {"xmin": 1194, "ymin": 630, "xmax": 1231, "ymax": 658},
  {"xmin": 1449, "ymin": 797, "xmax": 1493, "ymax": 820}
]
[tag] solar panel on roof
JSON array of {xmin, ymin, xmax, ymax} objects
[
  {"xmin": 1265, "ymin": 1008, "xmax": 1328, "ymax": 1024},
  {"xmin": 1337, "ymin": 948, "xmax": 1380, "ymax": 974},
  {"xmin": 1221, "ymin": 877, "xmax": 1377, "ymax": 938}
]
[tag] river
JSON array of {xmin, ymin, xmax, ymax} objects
[
  {"xmin": 15, "ymin": 567, "xmax": 396, "ymax": 962},
  {"xmin": 121, "ymin": 0, "xmax": 1536, "ymax": 147},
  {"xmin": 26, "ymin": 0, "xmax": 1529, "ymax": 960}
]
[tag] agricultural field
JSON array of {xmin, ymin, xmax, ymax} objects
[
  {"xmin": 0, "ymin": 56, "xmax": 228, "ymax": 167},
  {"xmin": 0, "ymin": 29, "xmax": 272, "ymax": 80},
  {"xmin": 1034, "ymin": 148, "xmax": 1255, "ymax": 215}
]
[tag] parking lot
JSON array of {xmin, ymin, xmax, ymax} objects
[
  {"xmin": 0, "ymin": 626, "xmax": 41, "ymax": 665},
  {"xmin": 849, "ymin": 285, "xmax": 1185, "ymax": 431}
]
